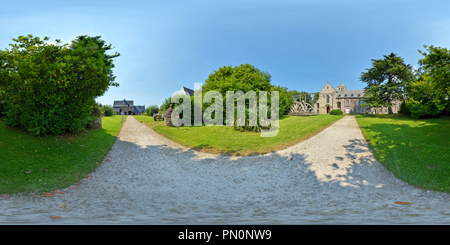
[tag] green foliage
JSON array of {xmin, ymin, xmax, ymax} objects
[
  {"xmin": 0, "ymin": 115, "xmax": 126, "ymax": 194},
  {"xmin": 202, "ymin": 64, "xmax": 273, "ymax": 94},
  {"xmin": 329, "ymin": 109, "xmax": 343, "ymax": 115},
  {"xmin": 274, "ymin": 86, "xmax": 294, "ymax": 116},
  {"xmin": 162, "ymin": 64, "xmax": 301, "ymax": 129},
  {"xmin": 160, "ymin": 97, "xmax": 172, "ymax": 112},
  {"xmin": 200, "ymin": 64, "xmax": 286, "ymax": 131},
  {"xmin": 92, "ymin": 103, "xmax": 102, "ymax": 117},
  {"xmin": 145, "ymin": 104, "xmax": 160, "ymax": 116},
  {"xmin": 284, "ymin": 88, "xmax": 314, "ymax": 115},
  {"xmin": 0, "ymin": 91, "xmax": 5, "ymax": 117},
  {"xmin": 313, "ymin": 92, "xmax": 320, "ymax": 104},
  {"xmin": 102, "ymin": 105, "xmax": 114, "ymax": 117},
  {"xmin": 402, "ymin": 45, "xmax": 450, "ymax": 118},
  {"xmin": 0, "ymin": 34, "xmax": 120, "ymax": 135},
  {"xmin": 356, "ymin": 114, "xmax": 450, "ymax": 193},
  {"xmin": 360, "ymin": 52, "xmax": 415, "ymax": 113},
  {"xmin": 94, "ymin": 103, "xmax": 113, "ymax": 117},
  {"xmin": 288, "ymin": 89, "xmax": 313, "ymax": 104}
]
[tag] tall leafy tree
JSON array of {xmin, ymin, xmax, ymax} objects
[
  {"xmin": 197, "ymin": 64, "xmax": 283, "ymax": 131},
  {"xmin": 402, "ymin": 45, "xmax": 450, "ymax": 118},
  {"xmin": 274, "ymin": 86, "xmax": 294, "ymax": 115},
  {"xmin": 360, "ymin": 52, "xmax": 414, "ymax": 114},
  {"xmin": 201, "ymin": 64, "xmax": 273, "ymax": 95},
  {"xmin": 0, "ymin": 34, "xmax": 120, "ymax": 135}
]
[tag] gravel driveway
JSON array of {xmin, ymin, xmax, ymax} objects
[{"xmin": 1, "ymin": 115, "xmax": 449, "ymax": 224}]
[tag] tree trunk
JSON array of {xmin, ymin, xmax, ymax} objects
[{"xmin": 388, "ymin": 106, "xmax": 393, "ymax": 114}]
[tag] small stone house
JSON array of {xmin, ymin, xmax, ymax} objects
[
  {"xmin": 134, "ymin": 105, "xmax": 146, "ymax": 115},
  {"xmin": 113, "ymin": 99, "xmax": 146, "ymax": 115}
]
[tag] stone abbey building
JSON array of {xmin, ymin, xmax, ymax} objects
[{"xmin": 314, "ymin": 82, "xmax": 401, "ymax": 114}]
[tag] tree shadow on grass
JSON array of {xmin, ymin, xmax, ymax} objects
[
  {"xmin": 356, "ymin": 118, "xmax": 450, "ymax": 193},
  {"xmin": 0, "ymin": 122, "xmax": 122, "ymax": 195}
]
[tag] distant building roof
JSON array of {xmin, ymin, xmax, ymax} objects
[
  {"xmin": 113, "ymin": 99, "xmax": 134, "ymax": 107},
  {"xmin": 178, "ymin": 86, "xmax": 194, "ymax": 96},
  {"xmin": 337, "ymin": 90, "xmax": 365, "ymax": 98},
  {"xmin": 134, "ymin": 105, "xmax": 145, "ymax": 113}
]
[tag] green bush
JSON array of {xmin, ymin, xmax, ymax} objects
[
  {"xmin": 104, "ymin": 110, "xmax": 113, "ymax": 117},
  {"xmin": 163, "ymin": 64, "xmax": 290, "ymax": 131},
  {"xmin": 0, "ymin": 101, "xmax": 4, "ymax": 117},
  {"xmin": 146, "ymin": 105, "xmax": 160, "ymax": 116},
  {"xmin": 330, "ymin": 109, "xmax": 343, "ymax": 115},
  {"xmin": 102, "ymin": 105, "xmax": 114, "ymax": 117},
  {"xmin": 0, "ymin": 35, "xmax": 120, "ymax": 135},
  {"xmin": 201, "ymin": 64, "xmax": 283, "ymax": 132}
]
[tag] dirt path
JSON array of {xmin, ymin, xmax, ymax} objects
[{"xmin": 1, "ymin": 115, "xmax": 449, "ymax": 224}]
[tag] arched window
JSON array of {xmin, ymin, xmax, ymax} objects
[{"xmin": 326, "ymin": 95, "xmax": 330, "ymax": 103}]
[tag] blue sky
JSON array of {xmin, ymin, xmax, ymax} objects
[{"xmin": 1, "ymin": 0, "xmax": 449, "ymax": 107}]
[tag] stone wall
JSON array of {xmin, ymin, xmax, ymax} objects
[
  {"xmin": 87, "ymin": 117, "xmax": 102, "ymax": 129},
  {"xmin": 164, "ymin": 106, "xmax": 174, "ymax": 127}
]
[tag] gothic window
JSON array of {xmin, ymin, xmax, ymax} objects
[{"xmin": 326, "ymin": 95, "xmax": 330, "ymax": 103}]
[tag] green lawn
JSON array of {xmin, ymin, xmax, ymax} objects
[
  {"xmin": 134, "ymin": 114, "xmax": 344, "ymax": 156},
  {"xmin": 356, "ymin": 114, "xmax": 450, "ymax": 193},
  {"xmin": 0, "ymin": 115, "xmax": 126, "ymax": 195}
]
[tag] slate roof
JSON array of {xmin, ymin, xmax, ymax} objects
[
  {"xmin": 337, "ymin": 90, "xmax": 365, "ymax": 98},
  {"xmin": 180, "ymin": 86, "xmax": 194, "ymax": 96},
  {"xmin": 134, "ymin": 105, "xmax": 146, "ymax": 113},
  {"xmin": 113, "ymin": 99, "xmax": 134, "ymax": 107}
]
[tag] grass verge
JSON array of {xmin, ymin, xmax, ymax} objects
[
  {"xmin": 355, "ymin": 114, "xmax": 450, "ymax": 193},
  {"xmin": 134, "ymin": 114, "xmax": 344, "ymax": 156},
  {"xmin": 0, "ymin": 115, "xmax": 126, "ymax": 195}
]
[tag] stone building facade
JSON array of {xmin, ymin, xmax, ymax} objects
[
  {"xmin": 314, "ymin": 82, "xmax": 401, "ymax": 114},
  {"xmin": 113, "ymin": 99, "xmax": 146, "ymax": 115}
]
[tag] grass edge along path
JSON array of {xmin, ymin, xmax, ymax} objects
[
  {"xmin": 355, "ymin": 114, "xmax": 450, "ymax": 193},
  {"xmin": 134, "ymin": 114, "xmax": 344, "ymax": 156},
  {"xmin": 0, "ymin": 115, "xmax": 127, "ymax": 195}
]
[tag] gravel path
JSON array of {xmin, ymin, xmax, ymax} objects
[{"xmin": 1, "ymin": 115, "xmax": 449, "ymax": 224}]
